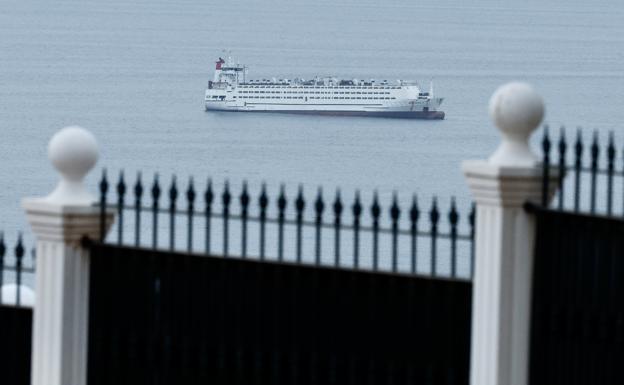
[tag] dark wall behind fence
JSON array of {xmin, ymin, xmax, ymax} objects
[
  {"xmin": 0, "ymin": 306, "xmax": 32, "ymax": 385},
  {"xmin": 530, "ymin": 209, "xmax": 624, "ymax": 385},
  {"xmin": 88, "ymin": 243, "xmax": 472, "ymax": 385}
]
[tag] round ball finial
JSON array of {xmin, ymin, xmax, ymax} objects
[
  {"xmin": 48, "ymin": 126, "xmax": 98, "ymax": 182},
  {"xmin": 488, "ymin": 82, "xmax": 545, "ymax": 167},
  {"xmin": 44, "ymin": 126, "xmax": 99, "ymax": 204}
]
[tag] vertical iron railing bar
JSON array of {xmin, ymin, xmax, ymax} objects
[
  {"xmin": 541, "ymin": 125, "xmax": 551, "ymax": 207},
  {"xmin": 371, "ymin": 192, "xmax": 381, "ymax": 271},
  {"xmin": 410, "ymin": 195, "xmax": 419, "ymax": 275},
  {"xmin": 277, "ymin": 184, "xmax": 287, "ymax": 262},
  {"xmin": 469, "ymin": 203, "xmax": 476, "ymax": 279},
  {"xmin": 606, "ymin": 132, "xmax": 615, "ymax": 215},
  {"xmin": 168, "ymin": 176, "xmax": 178, "ymax": 251},
  {"xmin": 429, "ymin": 197, "xmax": 439, "ymax": 276},
  {"xmin": 0, "ymin": 232, "xmax": 5, "ymax": 289},
  {"xmin": 449, "ymin": 198, "xmax": 459, "ymax": 278},
  {"xmin": 352, "ymin": 191, "xmax": 362, "ymax": 269},
  {"xmin": 390, "ymin": 193, "xmax": 400, "ymax": 273},
  {"xmin": 222, "ymin": 181, "xmax": 231, "ymax": 257},
  {"xmin": 116, "ymin": 170, "xmax": 126, "ymax": 245},
  {"xmin": 333, "ymin": 190, "xmax": 343, "ymax": 267},
  {"xmin": 30, "ymin": 248, "xmax": 36, "ymax": 274},
  {"xmin": 558, "ymin": 126, "xmax": 566, "ymax": 210},
  {"xmin": 134, "ymin": 172, "xmax": 143, "ymax": 247},
  {"xmin": 590, "ymin": 131, "xmax": 599, "ymax": 214},
  {"xmin": 574, "ymin": 128, "xmax": 583, "ymax": 212},
  {"xmin": 295, "ymin": 185, "xmax": 305, "ymax": 263},
  {"xmin": 186, "ymin": 178, "xmax": 196, "ymax": 253},
  {"xmin": 259, "ymin": 183, "xmax": 268, "ymax": 260},
  {"xmin": 151, "ymin": 174, "xmax": 161, "ymax": 249},
  {"xmin": 204, "ymin": 179, "xmax": 213, "ymax": 254},
  {"xmin": 99, "ymin": 169, "xmax": 108, "ymax": 242},
  {"xmin": 314, "ymin": 188, "xmax": 324, "ymax": 265},
  {"xmin": 240, "ymin": 181, "xmax": 250, "ymax": 258},
  {"xmin": 14, "ymin": 233, "xmax": 24, "ymax": 306}
]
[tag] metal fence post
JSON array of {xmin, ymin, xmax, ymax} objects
[
  {"xmin": 463, "ymin": 83, "xmax": 557, "ymax": 385},
  {"xmin": 22, "ymin": 127, "xmax": 114, "ymax": 385}
]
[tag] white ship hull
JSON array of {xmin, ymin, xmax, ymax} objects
[{"xmin": 205, "ymin": 98, "xmax": 445, "ymax": 119}]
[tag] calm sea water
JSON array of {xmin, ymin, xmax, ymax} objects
[{"xmin": 1, "ymin": 0, "xmax": 623, "ymax": 252}]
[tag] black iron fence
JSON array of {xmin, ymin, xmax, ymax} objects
[
  {"xmin": 0, "ymin": 233, "xmax": 35, "ymax": 307},
  {"xmin": 0, "ymin": 233, "xmax": 34, "ymax": 385},
  {"xmin": 530, "ymin": 126, "xmax": 624, "ymax": 384},
  {"xmin": 89, "ymin": 169, "xmax": 476, "ymax": 384},
  {"xmin": 98, "ymin": 170, "xmax": 476, "ymax": 279},
  {"xmin": 540, "ymin": 126, "xmax": 624, "ymax": 216}
]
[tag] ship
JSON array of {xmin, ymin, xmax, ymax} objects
[{"xmin": 205, "ymin": 56, "xmax": 444, "ymax": 119}]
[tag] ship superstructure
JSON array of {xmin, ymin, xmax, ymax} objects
[{"xmin": 205, "ymin": 56, "xmax": 444, "ymax": 119}]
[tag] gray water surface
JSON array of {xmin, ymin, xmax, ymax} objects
[{"xmin": 1, "ymin": 0, "xmax": 623, "ymax": 249}]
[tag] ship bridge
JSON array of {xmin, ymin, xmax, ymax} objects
[{"xmin": 210, "ymin": 56, "xmax": 246, "ymax": 88}]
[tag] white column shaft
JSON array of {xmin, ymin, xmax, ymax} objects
[
  {"xmin": 31, "ymin": 241, "xmax": 90, "ymax": 385},
  {"xmin": 469, "ymin": 205, "xmax": 535, "ymax": 385}
]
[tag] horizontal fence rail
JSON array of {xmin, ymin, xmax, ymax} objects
[
  {"xmin": 540, "ymin": 126, "xmax": 624, "ymax": 217},
  {"xmin": 98, "ymin": 170, "xmax": 476, "ymax": 280},
  {"xmin": 0, "ymin": 232, "xmax": 35, "ymax": 307}
]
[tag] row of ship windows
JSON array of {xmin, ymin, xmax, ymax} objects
[
  {"xmin": 239, "ymin": 86, "xmax": 401, "ymax": 90},
  {"xmin": 233, "ymin": 96, "xmax": 397, "ymax": 100},
  {"xmin": 239, "ymin": 91, "xmax": 392, "ymax": 95}
]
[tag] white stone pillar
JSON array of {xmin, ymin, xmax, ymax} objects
[
  {"xmin": 22, "ymin": 127, "xmax": 113, "ymax": 385},
  {"xmin": 463, "ymin": 83, "xmax": 557, "ymax": 385}
]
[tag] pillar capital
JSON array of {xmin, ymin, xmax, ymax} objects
[
  {"xmin": 22, "ymin": 200, "xmax": 111, "ymax": 245},
  {"xmin": 462, "ymin": 160, "xmax": 557, "ymax": 208}
]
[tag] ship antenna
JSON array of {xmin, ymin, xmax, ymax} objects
[{"xmin": 429, "ymin": 79, "xmax": 434, "ymax": 99}]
